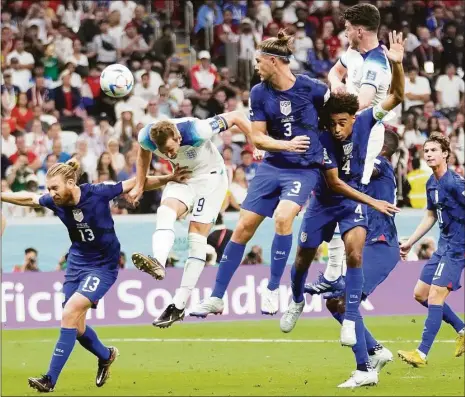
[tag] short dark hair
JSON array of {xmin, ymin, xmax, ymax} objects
[
  {"xmin": 383, "ymin": 128, "xmax": 400, "ymax": 157},
  {"xmin": 412, "ymin": 157, "xmax": 421, "ymax": 170},
  {"xmin": 326, "ymin": 92, "xmax": 359, "ymax": 116},
  {"xmin": 25, "ymin": 248, "xmax": 37, "ymax": 255},
  {"xmin": 424, "ymin": 133, "xmax": 450, "ymax": 162},
  {"xmin": 343, "ymin": 3, "xmax": 380, "ymax": 32}
]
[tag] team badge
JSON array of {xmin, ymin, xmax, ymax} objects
[
  {"xmin": 280, "ymin": 101, "xmax": 292, "ymax": 116},
  {"xmin": 366, "ymin": 70, "xmax": 377, "ymax": 81},
  {"xmin": 73, "ymin": 209, "xmax": 84, "ymax": 222},
  {"xmin": 300, "ymin": 232, "xmax": 307, "ymax": 243},
  {"xmin": 343, "ymin": 142, "xmax": 353, "ymax": 155}
]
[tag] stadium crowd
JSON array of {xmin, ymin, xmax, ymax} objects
[{"xmin": 1, "ymin": 0, "xmax": 464, "ymax": 222}]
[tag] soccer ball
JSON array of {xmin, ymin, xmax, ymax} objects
[{"xmin": 100, "ymin": 64, "xmax": 134, "ymax": 98}]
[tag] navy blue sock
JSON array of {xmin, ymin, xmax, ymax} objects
[
  {"xmin": 291, "ymin": 265, "xmax": 308, "ymax": 303},
  {"xmin": 352, "ymin": 312, "xmax": 371, "ymax": 370},
  {"xmin": 345, "ymin": 267, "xmax": 363, "ymax": 322},
  {"xmin": 268, "ymin": 233, "xmax": 292, "ymax": 291},
  {"xmin": 331, "ymin": 311, "xmax": 343, "ymax": 324},
  {"xmin": 77, "ymin": 326, "xmax": 110, "ymax": 360},
  {"xmin": 46, "ymin": 328, "xmax": 77, "ymax": 385},
  {"xmin": 421, "ymin": 300, "xmax": 465, "ymax": 333},
  {"xmin": 418, "ymin": 304, "xmax": 443, "ymax": 356},
  {"xmin": 212, "ymin": 241, "xmax": 246, "ymax": 298},
  {"xmin": 364, "ymin": 326, "xmax": 379, "ymax": 353}
]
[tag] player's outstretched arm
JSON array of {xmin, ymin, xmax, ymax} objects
[
  {"xmin": 379, "ymin": 31, "xmax": 406, "ymax": 112},
  {"xmin": 249, "ymin": 121, "xmax": 310, "ymax": 153},
  {"xmin": 0, "ymin": 192, "xmax": 42, "ymax": 208},
  {"xmin": 324, "ymin": 168, "xmax": 399, "ymax": 216},
  {"xmin": 399, "ymin": 210, "xmax": 437, "ymax": 259},
  {"xmin": 127, "ymin": 146, "xmax": 152, "ymax": 205},
  {"xmin": 219, "ymin": 111, "xmax": 253, "ymax": 137},
  {"xmin": 328, "ymin": 59, "xmax": 347, "ymax": 95}
]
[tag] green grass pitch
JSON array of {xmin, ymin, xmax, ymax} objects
[{"xmin": 2, "ymin": 315, "xmax": 464, "ymax": 396}]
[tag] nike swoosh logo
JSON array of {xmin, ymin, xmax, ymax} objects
[
  {"xmin": 433, "ymin": 276, "xmax": 440, "ymax": 280},
  {"xmin": 348, "ymin": 300, "xmax": 358, "ymax": 304},
  {"xmin": 273, "ymin": 256, "xmax": 285, "ymax": 260},
  {"xmin": 354, "ymin": 218, "xmax": 364, "ymax": 223},
  {"xmin": 287, "ymin": 193, "xmax": 299, "ymax": 196}
]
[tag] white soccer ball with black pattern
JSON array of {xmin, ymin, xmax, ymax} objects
[{"xmin": 100, "ymin": 64, "xmax": 134, "ymax": 98}]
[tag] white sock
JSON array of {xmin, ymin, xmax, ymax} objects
[
  {"xmin": 152, "ymin": 205, "xmax": 178, "ymax": 268},
  {"xmin": 416, "ymin": 349, "xmax": 427, "ymax": 360},
  {"xmin": 324, "ymin": 234, "xmax": 345, "ymax": 281},
  {"xmin": 172, "ymin": 233, "xmax": 207, "ymax": 310}
]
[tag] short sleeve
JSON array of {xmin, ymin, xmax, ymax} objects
[
  {"xmin": 372, "ymin": 157, "xmax": 384, "ymax": 179},
  {"xmin": 360, "ymin": 55, "xmax": 390, "ymax": 92},
  {"xmin": 320, "ymin": 132, "xmax": 338, "ymax": 171},
  {"xmin": 310, "ymin": 78, "xmax": 330, "ymax": 109},
  {"xmin": 426, "ymin": 180, "xmax": 435, "ymax": 210},
  {"xmin": 138, "ymin": 124, "xmax": 157, "ymax": 152},
  {"xmin": 91, "ymin": 182, "xmax": 124, "ymax": 201},
  {"xmin": 249, "ymin": 85, "xmax": 267, "ymax": 122},
  {"xmin": 449, "ymin": 174, "xmax": 465, "ymax": 207},
  {"xmin": 339, "ymin": 52, "xmax": 348, "ymax": 68},
  {"xmin": 39, "ymin": 194, "xmax": 56, "ymax": 211}
]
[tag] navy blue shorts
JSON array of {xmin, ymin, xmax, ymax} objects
[
  {"xmin": 420, "ymin": 250, "xmax": 465, "ymax": 291},
  {"xmin": 62, "ymin": 269, "xmax": 117, "ymax": 309},
  {"xmin": 362, "ymin": 242, "xmax": 400, "ymax": 298},
  {"xmin": 298, "ymin": 195, "xmax": 368, "ymax": 249},
  {"xmin": 241, "ymin": 162, "xmax": 321, "ymax": 218}
]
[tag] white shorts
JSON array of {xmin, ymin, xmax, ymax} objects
[{"xmin": 161, "ymin": 170, "xmax": 228, "ymax": 224}]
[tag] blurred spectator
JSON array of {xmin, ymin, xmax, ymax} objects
[
  {"xmin": 26, "ymin": 119, "xmax": 49, "ymax": 162},
  {"xmin": 87, "ymin": 19, "xmax": 119, "ymax": 66},
  {"xmin": 152, "ymin": 24, "xmax": 175, "ymax": 64},
  {"xmin": 41, "ymin": 44, "xmax": 60, "ymax": 82},
  {"xmin": 56, "ymin": 253, "xmax": 68, "ymax": 271},
  {"xmin": 107, "ymin": 138, "xmax": 125, "ymax": 173},
  {"xmin": 194, "ymin": 0, "xmax": 224, "ymax": 50},
  {"xmin": 404, "ymin": 67, "xmax": 431, "ymax": 113},
  {"xmin": 450, "ymin": 112, "xmax": 464, "ymax": 164},
  {"xmin": 141, "ymin": 98, "xmax": 169, "ymax": 125},
  {"xmin": 242, "ymin": 245, "xmax": 264, "ymax": 265},
  {"xmin": 321, "ymin": 20, "xmax": 341, "ymax": 61},
  {"xmin": 134, "ymin": 72, "xmax": 157, "ymax": 102},
  {"xmin": 1, "ymin": 70, "xmax": 20, "ymax": 109},
  {"xmin": 13, "ymin": 248, "xmax": 40, "ymax": 272},
  {"xmin": 401, "ymin": 20, "xmax": 421, "ymax": 53},
  {"xmin": 222, "ymin": 146, "xmax": 236, "ymax": 184},
  {"xmin": 117, "ymin": 150, "xmax": 137, "ymax": 181},
  {"xmin": 134, "ymin": 57, "xmax": 164, "ymax": 95},
  {"xmin": 448, "ymin": 150, "xmax": 465, "ymax": 176},
  {"xmin": 413, "ymin": 26, "xmax": 441, "ymax": 80},
  {"xmin": 239, "ymin": 149, "xmax": 258, "ymax": 182},
  {"xmin": 50, "ymin": 139, "xmax": 71, "ymax": 163},
  {"xmin": 156, "ymin": 85, "xmax": 179, "ymax": 118},
  {"xmin": 6, "ymin": 39, "xmax": 34, "ymax": 91},
  {"xmin": 66, "ymin": 39, "xmax": 89, "ymax": 78},
  {"xmin": 1, "ymin": 120, "xmax": 17, "ymax": 157},
  {"xmin": 54, "ymin": 71, "xmax": 83, "ymax": 132},
  {"xmin": 190, "ymin": 51, "xmax": 219, "ymax": 91},
  {"xmin": 163, "ymin": 56, "xmax": 189, "ymax": 90},
  {"xmin": 37, "ymin": 153, "xmax": 58, "ymax": 191},
  {"xmin": 97, "ymin": 151, "xmax": 117, "ymax": 181},
  {"xmin": 224, "ymin": 0, "xmax": 248, "ymax": 26},
  {"xmin": 114, "ymin": 108, "xmax": 137, "ymax": 152},
  {"xmin": 192, "ymin": 88, "xmax": 221, "ymax": 119},
  {"xmin": 132, "ymin": 5, "xmax": 155, "ymax": 48},
  {"xmin": 426, "ymin": 5, "xmax": 446, "ymax": 35},
  {"xmin": 8, "ymin": 134, "xmax": 41, "ymax": 170},
  {"xmin": 207, "ymin": 213, "xmax": 233, "ymax": 264},
  {"xmin": 218, "ymin": 130, "xmax": 242, "ymax": 164},
  {"xmin": 81, "ymin": 117, "xmax": 103, "ymax": 155},
  {"xmin": 109, "ymin": 0, "xmax": 137, "ymax": 28},
  {"xmin": 6, "ymin": 153, "xmax": 35, "ymax": 192},
  {"xmin": 54, "ymin": 23, "xmax": 74, "ymax": 64},
  {"xmin": 115, "ymin": 90, "xmax": 147, "ymax": 121},
  {"xmin": 237, "ymin": 19, "xmax": 257, "ymax": 86},
  {"xmin": 401, "ymin": 113, "xmax": 426, "ymax": 149},
  {"xmin": 25, "ymin": 105, "xmax": 52, "ymax": 132},
  {"xmin": 213, "ymin": 9, "xmax": 238, "ymax": 66},
  {"xmin": 26, "ymin": 75, "xmax": 54, "ymax": 109},
  {"xmin": 178, "ymin": 99, "xmax": 193, "ymax": 118},
  {"xmin": 75, "ymin": 138, "xmax": 97, "ymax": 182},
  {"xmin": 441, "ymin": 22, "xmax": 458, "ymax": 71},
  {"xmin": 225, "ymin": 167, "xmax": 248, "ymax": 211},
  {"xmin": 120, "ymin": 21, "xmax": 149, "ymax": 63},
  {"xmin": 11, "ymin": 93, "xmax": 33, "ymax": 133},
  {"xmin": 416, "ymin": 237, "xmax": 436, "ymax": 260},
  {"xmin": 435, "ymin": 64, "xmax": 465, "ymax": 116},
  {"xmin": 293, "ymin": 22, "xmax": 313, "ymax": 65},
  {"xmin": 306, "ymin": 37, "xmax": 334, "ymax": 79},
  {"xmin": 406, "ymin": 157, "xmax": 430, "ymax": 209}
]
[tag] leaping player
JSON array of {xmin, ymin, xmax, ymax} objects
[
  {"xmin": 398, "ymin": 133, "xmax": 465, "ymax": 367},
  {"xmin": 306, "ymin": 3, "xmax": 393, "ymax": 296},
  {"xmin": 0, "ymin": 159, "xmax": 188, "ymax": 392}
]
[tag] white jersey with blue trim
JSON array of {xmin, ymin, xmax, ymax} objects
[
  {"xmin": 138, "ymin": 116, "xmax": 228, "ymax": 176},
  {"xmin": 340, "ymin": 45, "xmax": 391, "ymax": 105}
]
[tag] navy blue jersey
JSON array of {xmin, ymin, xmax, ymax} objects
[
  {"xmin": 319, "ymin": 105, "xmax": 388, "ymax": 199},
  {"xmin": 426, "ymin": 170, "xmax": 465, "ymax": 255},
  {"xmin": 365, "ymin": 156, "xmax": 398, "ymax": 246},
  {"xmin": 39, "ymin": 182, "xmax": 123, "ymax": 273},
  {"xmin": 249, "ymin": 74, "xmax": 329, "ymax": 168}
]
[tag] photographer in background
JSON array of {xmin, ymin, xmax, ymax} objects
[{"xmin": 13, "ymin": 248, "xmax": 40, "ymax": 272}]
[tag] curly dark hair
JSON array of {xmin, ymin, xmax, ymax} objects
[
  {"xmin": 424, "ymin": 133, "xmax": 450, "ymax": 162},
  {"xmin": 343, "ymin": 3, "xmax": 380, "ymax": 32},
  {"xmin": 326, "ymin": 92, "xmax": 360, "ymax": 115}
]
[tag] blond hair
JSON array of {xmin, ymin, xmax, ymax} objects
[
  {"xmin": 46, "ymin": 158, "xmax": 81, "ymax": 182},
  {"xmin": 257, "ymin": 30, "xmax": 294, "ymax": 63},
  {"xmin": 149, "ymin": 121, "xmax": 179, "ymax": 148}
]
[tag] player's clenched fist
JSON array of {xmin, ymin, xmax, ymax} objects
[{"xmin": 399, "ymin": 241, "xmax": 412, "ymax": 261}]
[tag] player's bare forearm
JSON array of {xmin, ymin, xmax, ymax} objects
[
  {"xmin": 324, "ymin": 171, "xmax": 376, "ymax": 207},
  {"xmin": 134, "ymin": 147, "xmax": 151, "ymax": 190},
  {"xmin": 143, "ymin": 175, "xmax": 174, "ymax": 191},
  {"xmin": 0, "ymin": 192, "xmax": 41, "ymax": 207},
  {"xmin": 252, "ymin": 133, "xmax": 289, "ymax": 152},
  {"xmin": 406, "ymin": 210, "xmax": 437, "ymax": 246},
  {"xmin": 328, "ymin": 61, "xmax": 346, "ymax": 90},
  {"xmin": 221, "ymin": 111, "xmax": 252, "ymax": 137}
]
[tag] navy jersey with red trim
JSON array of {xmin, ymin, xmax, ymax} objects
[
  {"xmin": 365, "ymin": 156, "xmax": 398, "ymax": 246},
  {"xmin": 249, "ymin": 74, "xmax": 329, "ymax": 168},
  {"xmin": 39, "ymin": 182, "xmax": 123, "ymax": 273},
  {"xmin": 426, "ymin": 170, "xmax": 465, "ymax": 255}
]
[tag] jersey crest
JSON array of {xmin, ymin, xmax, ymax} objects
[
  {"xmin": 73, "ymin": 209, "xmax": 84, "ymax": 222},
  {"xmin": 280, "ymin": 101, "xmax": 292, "ymax": 116},
  {"xmin": 343, "ymin": 142, "xmax": 353, "ymax": 155}
]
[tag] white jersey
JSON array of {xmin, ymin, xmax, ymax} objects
[
  {"xmin": 138, "ymin": 116, "xmax": 228, "ymax": 176},
  {"xmin": 340, "ymin": 45, "xmax": 391, "ymax": 105}
]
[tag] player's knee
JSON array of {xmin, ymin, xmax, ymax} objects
[
  {"xmin": 156, "ymin": 205, "xmax": 178, "ymax": 230},
  {"xmin": 274, "ymin": 212, "xmax": 293, "ymax": 234},
  {"xmin": 294, "ymin": 247, "xmax": 316, "ymax": 270},
  {"xmin": 346, "ymin": 250, "xmax": 362, "ymax": 268},
  {"xmin": 413, "ymin": 284, "xmax": 429, "ymax": 303},
  {"xmin": 188, "ymin": 233, "xmax": 207, "ymax": 258},
  {"xmin": 61, "ymin": 306, "xmax": 81, "ymax": 328},
  {"xmin": 232, "ymin": 220, "xmax": 255, "ymax": 244},
  {"xmin": 428, "ymin": 286, "xmax": 448, "ymax": 305}
]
